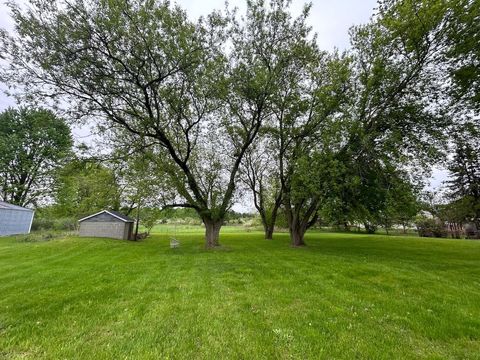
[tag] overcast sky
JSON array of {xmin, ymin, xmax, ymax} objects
[{"xmin": 0, "ymin": 0, "xmax": 448, "ymax": 192}]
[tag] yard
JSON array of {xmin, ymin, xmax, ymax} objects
[{"xmin": 0, "ymin": 227, "xmax": 479, "ymax": 359}]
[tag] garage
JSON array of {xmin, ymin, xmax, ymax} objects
[{"xmin": 78, "ymin": 210, "xmax": 134, "ymax": 240}]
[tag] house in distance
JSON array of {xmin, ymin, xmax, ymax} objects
[
  {"xmin": 78, "ymin": 210, "xmax": 135, "ymax": 240},
  {"xmin": 0, "ymin": 201, "xmax": 35, "ymax": 236}
]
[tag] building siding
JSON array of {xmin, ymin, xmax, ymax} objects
[
  {"xmin": 0, "ymin": 209, "xmax": 34, "ymax": 236},
  {"xmin": 78, "ymin": 211, "xmax": 134, "ymax": 240},
  {"xmin": 124, "ymin": 222, "xmax": 133, "ymax": 240},
  {"xmin": 79, "ymin": 221, "xmax": 128, "ymax": 240}
]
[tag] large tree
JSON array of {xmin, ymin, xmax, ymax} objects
[
  {"xmin": 336, "ymin": 0, "xmax": 451, "ymax": 229},
  {"xmin": 107, "ymin": 137, "xmax": 172, "ymax": 238},
  {"xmin": 444, "ymin": 0, "xmax": 480, "ymax": 111},
  {"xmin": 240, "ymin": 138, "xmax": 283, "ymax": 240},
  {"xmin": 0, "ymin": 107, "xmax": 72, "ymax": 207},
  {"xmin": 318, "ymin": 160, "xmax": 420, "ymax": 234},
  {"xmin": 52, "ymin": 159, "xmax": 121, "ymax": 219},
  {"xmin": 273, "ymin": 51, "xmax": 351, "ymax": 246},
  {"xmin": 233, "ymin": 2, "xmax": 350, "ymax": 245},
  {"xmin": 445, "ymin": 124, "xmax": 480, "ymax": 227},
  {"xmin": 277, "ymin": 0, "xmax": 451, "ymax": 246},
  {"xmin": 0, "ymin": 0, "xmax": 308, "ymax": 247}
]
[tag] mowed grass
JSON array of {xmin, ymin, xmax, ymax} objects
[{"xmin": 0, "ymin": 227, "xmax": 479, "ymax": 359}]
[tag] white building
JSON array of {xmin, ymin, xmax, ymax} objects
[{"xmin": 0, "ymin": 201, "xmax": 35, "ymax": 236}]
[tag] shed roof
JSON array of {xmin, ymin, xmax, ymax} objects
[
  {"xmin": 78, "ymin": 210, "xmax": 135, "ymax": 223},
  {"xmin": 0, "ymin": 201, "xmax": 33, "ymax": 212}
]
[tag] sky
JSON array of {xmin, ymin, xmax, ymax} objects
[{"xmin": 0, "ymin": 0, "xmax": 448, "ymax": 193}]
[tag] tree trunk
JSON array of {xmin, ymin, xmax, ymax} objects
[
  {"xmin": 133, "ymin": 202, "xmax": 141, "ymax": 241},
  {"xmin": 203, "ymin": 218, "xmax": 222, "ymax": 248},
  {"xmin": 259, "ymin": 211, "xmax": 273, "ymax": 240},
  {"xmin": 264, "ymin": 223, "xmax": 274, "ymax": 240},
  {"xmin": 259, "ymin": 205, "xmax": 279, "ymax": 240},
  {"xmin": 364, "ymin": 222, "xmax": 377, "ymax": 234},
  {"xmin": 290, "ymin": 225, "xmax": 306, "ymax": 247},
  {"xmin": 284, "ymin": 202, "xmax": 318, "ymax": 247},
  {"xmin": 288, "ymin": 216, "xmax": 307, "ymax": 247}
]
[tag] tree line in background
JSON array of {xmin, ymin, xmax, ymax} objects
[{"xmin": 0, "ymin": 0, "xmax": 478, "ymax": 247}]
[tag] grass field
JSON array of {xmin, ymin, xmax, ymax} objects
[{"xmin": 1, "ymin": 226, "xmax": 479, "ymax": 359}]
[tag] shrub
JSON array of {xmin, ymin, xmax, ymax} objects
[
  {"xmin": 416, "ymin": 218, "xmax": 447, "ymax": 238},
  {"xmin": 242, "ymin": 217, "xmax": 262, "ymax": 228},
  {"xmin": 364, "ymin": 222, "xmax": 377, "ymax": 234},
  {"xmin": 31, "ymin": 217, "xmax": 77, "ymax": 231},
  {"xmin": 53, "ymin": 217, "xmax": 78, "ymax": 231},
  {"xmin": 16, "ymin": 232, "xmax": 57, "ymax": 242},
  {"xmin": 31, "ymin": 217, "xmax": 55, "ymax": 231}
]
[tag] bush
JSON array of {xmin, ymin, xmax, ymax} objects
[
  {"xmin": 364, "ymin": 222, "xmax": 377, "ymax": 234},
  {"xmin": 416, "ymin": 218, "xmax": 447, "ymax": 238},
  {"xmin": 31, "ymin": 217, "xmax": 77, "ymax": 231},
  {"xmin": 53, "ymin": 217, "xmax": 78, "ymax": 231},
  {"xmin": 242, "ymin": 217, "xmax": 263, "ymax": 228},
  {"xmin": 16, "ymin": 232, "xmax": 57, "ymax": 243},
  {"xmin": 31, "ymin": 217, "xmax": 55, "ymax": 231},
  {"xmin": 184, "ymin": 217, "xmax": 202, "ymax": 226}
]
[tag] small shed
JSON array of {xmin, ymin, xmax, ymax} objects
[
  {"xmin": 0, "ymin": 201, "xmax": 35, "ymax": 236},
  {"xmin": 78, "ymin": 210, "xmax": 135, "ymax": 240}
]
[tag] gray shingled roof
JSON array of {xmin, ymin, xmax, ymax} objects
[
  {"xmin": 107, "ymin": 210, "xmax": 135, "ymax": 222},
  {"xmin": 78, "ymin": 210, "xmax": 135, "ymax": 223},
  {"xmin": 0, "ymin": 201, "xmax": 33, "ymax": 212}
]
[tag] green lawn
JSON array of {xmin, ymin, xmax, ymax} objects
[{"xmin": 1, "ymin": 227, "xmax": 479, "ymax": 359}]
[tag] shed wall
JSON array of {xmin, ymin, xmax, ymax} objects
[
  {"xmin": 79, "ymin": 221, "xmax": 128, "ymax": 240},
  {"xmin": 0, "ymin": 209, "xmax": 34, "ymax": 236},
  {"xmin": 124, "ymin": 222, "xmax": 133, "ymax": 240}
]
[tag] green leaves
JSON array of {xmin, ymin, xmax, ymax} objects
[
  {"xmin": 53, "ymin": 160, "xmax": 120, "ymax": 218},
  {"xmin": 0, "ymin": 107, "xmax": 73, "ymax": 207}
]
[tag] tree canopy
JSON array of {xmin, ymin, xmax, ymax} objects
[{"xmin": 0, "ymin": 107, "xmax": 72, "ymax": 207}]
